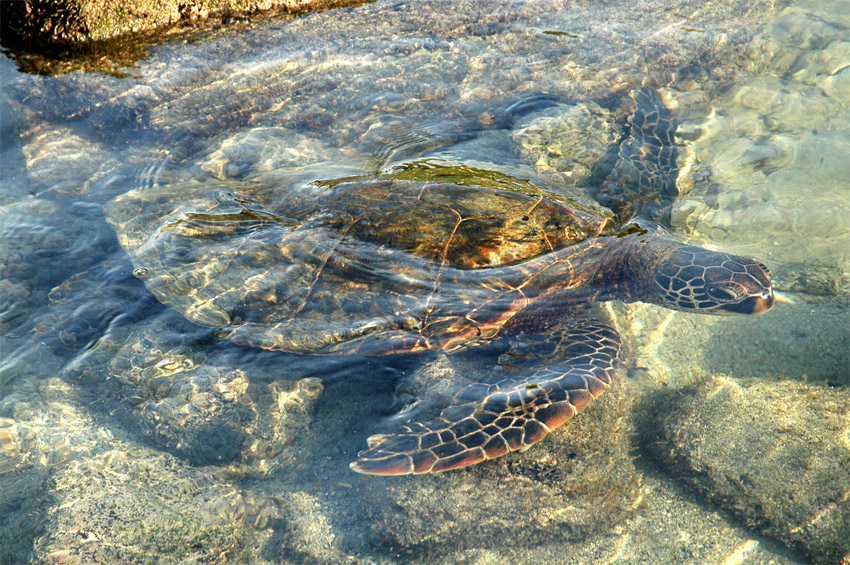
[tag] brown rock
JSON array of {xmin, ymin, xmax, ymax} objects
[
  {"xmin": 0, "ymin": 0, "xmax": 367, "ymax": 49},
  {"xmin": 645, "ymin": 376, "xmax": 850, "ymax": 563}
]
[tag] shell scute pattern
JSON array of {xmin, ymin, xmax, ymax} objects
[{"xmin": 108, "ymin": 177, "xmax": 607, "ymax": 356}]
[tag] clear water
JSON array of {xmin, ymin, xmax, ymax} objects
[{"xmin": 1, "ymin": 0, "xmax": 848, "ymax": 562}]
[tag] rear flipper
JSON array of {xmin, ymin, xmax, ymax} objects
[
  {"xmin": 350, "ymin": 321, "xmax": 620, "ymax": 475},
  {"xmin": 594, "ymin": 87, "xmax": 679, "ymax": 224}
]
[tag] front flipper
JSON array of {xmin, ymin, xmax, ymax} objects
[{"xmin": 350, "ymin": 321, "xmax": 620, "ymax": 475}]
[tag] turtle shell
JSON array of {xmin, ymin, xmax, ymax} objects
[{"xmin": 104, "ymin": 172, "xmax": 614, "ymax": 354}]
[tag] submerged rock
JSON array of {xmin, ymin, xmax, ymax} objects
[
  {"xmin": 33, "ymin": 445, "xmax": 255, "ymax": 564},
  {"xmin": 672, "ymin": 78, "xmax": 850, "ymax": 275},
  {"xmin": 0, "ymin": 375, "xmax": 120, "ymax": 562},
  {"xmin": 0, "ymin": 198, "xmax": 117, "ymax": 334},
  {"xmin": 644, "ymin": 376, "xmax": 850, "ymax": 563},
  {"xmin": 609, "ymin": 294, "xmax": 849, "ymax": 388},
  {"xmin": 65, "ymin": 312, "xmax": 324, "ymax": 470},
  {"xmin": 512, "ymin": 101, "xmax": 621, "ymax": 186}
]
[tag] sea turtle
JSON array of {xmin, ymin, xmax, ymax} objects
[{"xmin": 103, "ymin": 88, "xmax": 774, "ymax": 475}]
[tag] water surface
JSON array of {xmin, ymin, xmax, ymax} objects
[{"xmin": 1, "ymin": 0, "xmax": 848, "ymax": 562}]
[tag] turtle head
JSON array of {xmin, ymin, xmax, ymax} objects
[{"xmin": 649, "ymin": 245, "xmax": 774, "ymax": 315}]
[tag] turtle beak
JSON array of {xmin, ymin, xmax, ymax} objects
[
  {"xmin": 717, "ymin": 289, "xmax": 774, "ymax": 315},
  {"xmin": 749, "ymin": 290, "xmax": 774, "ymax": 314}
]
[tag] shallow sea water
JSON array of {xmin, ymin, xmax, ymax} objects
[{"xmin": 1, "ymin": 0, "xmax": 848, "ymax": 563}]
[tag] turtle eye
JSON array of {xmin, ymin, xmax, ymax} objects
[{"xmin": 707, "ymin": 285, "xmax": 738, "ymax": 301}]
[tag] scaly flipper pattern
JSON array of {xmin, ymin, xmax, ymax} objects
[
  {"xmin": 595, "ymin": 87, "xmax": 679, "ymax": 223},
  {"xmin": 350, "ymin": 321, "xmax": 620, "ymax": 475}
]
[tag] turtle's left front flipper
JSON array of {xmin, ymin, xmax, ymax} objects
[
  {"xmin": 595, "ymin": 87, "xmax": 680, "ymax": 224},
  {"xmin": 350, "ymin": 321, "xmax": 620, "ymax": 475}
]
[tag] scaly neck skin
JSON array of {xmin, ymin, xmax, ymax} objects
[
  {"xmin": 591, "ymin": 227, "xmax": 681, "ymax": 304},
  {"xmin": 503, "ymin": 227, "xmax": 676, "ymax": 305},
  {"xmin": 496, "ymin": 227, "xmax": 681, "ymax": 335},
  {"xmin": 473, "ymin": 225, "xmax": 681, "ymax": 313}
]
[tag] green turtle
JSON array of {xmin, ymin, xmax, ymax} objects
[{"xmin": 103, "ymin": 88, "xmax": 774, "ymax": 475}]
